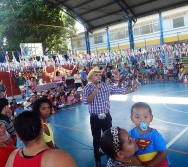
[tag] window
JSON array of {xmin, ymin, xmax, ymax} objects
[
  {"xmin": 133, "ymin": 27, "xmax": 140, "ymax": 36},
  {"xmin": 76, "ymin": 41, "xmax": 81, "ymax": 47},
  {"xmin": 125, "ymin": 29, "xmax": 129, "ymax": 38},
  {"xmin": 94, "ymin": 34, "xmax": 103, "ymax": 44},
  {"xmin": 117, "ymin": 30, "xmax": 126, "ymax": 39},
  {"xmin": 110, "ymin": 32, "xmax": 117, "ymax": 41},
  {"xmin": 185, "ymin": 15, "xmax": 188, "ymax": 26},
  {"xmin": 173, "ymin": 17, "xmax": 184, "ymax": 28},
  {"xmin": 153, "ymin": 23, "xmax": 160, "ymax": 32},
  {"xmin": 163, "ymin": 20, "xmax": 172, "ymax": 30},
  {"xmin": 141, "ymin": 25, "xmax": 151, "ymax": 35},
  {"xmin": 109, "ymin": 29, "xmax": 126, "ymax": 41}
]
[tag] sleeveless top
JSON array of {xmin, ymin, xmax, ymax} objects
[
  {"xmin": 13, "ymin": 148, "xmax": 50, "ymax": 167},
  {"xmin": 43, "ymin": 122, "xmax": 54, "ymax": 145},
  {"xmin": 0, "ymin": 142, "xmax": 16, "ymax": 167}
]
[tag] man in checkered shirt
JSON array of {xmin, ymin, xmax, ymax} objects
[{"xmin": 82, "ymin": 67, "xmax": 138, "ymax": 167}]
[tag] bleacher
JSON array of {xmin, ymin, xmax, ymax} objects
[{"xmin": 0, "ymin": 71, "xmax": 20, "ymax": 97}]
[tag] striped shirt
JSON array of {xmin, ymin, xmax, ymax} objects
[
  {"xmin": 82, "ymin": 83, "xmax": 127, "ymax": 114},
  {"xmin": 0, "ymin": 114, "xmax": 16, "ymax": 136}
]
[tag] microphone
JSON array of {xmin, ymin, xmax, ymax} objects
[{"xmin": 97, "ymin": 80, "xmax": 101, "ymax": 84}]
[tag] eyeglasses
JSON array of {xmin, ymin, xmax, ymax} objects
[{"xmin": 111, "ymin": 127, "xmax": 120, "ymax": 153}]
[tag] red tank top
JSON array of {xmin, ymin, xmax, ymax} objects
[
  {"xmin": 0, "ymin": 142, "xmax": 16, "ymax": 167},
  {"xmin": 13, "ymin": 148, "xmax": 50, "ymax": 167}
]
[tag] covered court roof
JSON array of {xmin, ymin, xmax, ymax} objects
[{"xmin": 49, "ymin": 0, "xmax": 188, "ymax": 31}]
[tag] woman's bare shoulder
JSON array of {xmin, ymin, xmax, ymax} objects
[
  {"xmin": 5, "ymin": 149, "xmax": 19, "ymax": 167},
  {"xmin": 42, "ymin": 149, "xmax": 77, "ymax": 167}
]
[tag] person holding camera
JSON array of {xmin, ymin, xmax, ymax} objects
[{"xmin": 82, "ymin": 67, "xmax": 138, "ymax": 167}]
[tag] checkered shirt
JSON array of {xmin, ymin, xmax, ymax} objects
[{"xmin": 82, "ymin": 83, "xmax": 127, "ymax": 114}]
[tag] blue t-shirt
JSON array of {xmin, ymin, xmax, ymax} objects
[
  {"xmin": 150, "ymin": 68, "xmax": 156, "ymax": 73},
  {"xmin": 129, "ymin": 128, "xmax": 171, "ymax": 166},
  {"xmin": 81, "ymin": 71, "xmax": 87, "ymax": 80},
  {"xmin": 15, "ymin": 107, "xmax": 24, "ymax": 116}
]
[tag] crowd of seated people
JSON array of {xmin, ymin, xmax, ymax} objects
[
  {"xmin": 23, "ymin": 85, "xmax": 83, "ymax": 111},
  {"xmin": 14, "ymin": 59, "xmax": 186, "ymax": 116},
  {"xmin": 7, "ymin": 60, "xmax": 172, "ymax": 118},
  {"xmin": 101, "ymin": 60, "xmax": 186, "ymax": 87}
]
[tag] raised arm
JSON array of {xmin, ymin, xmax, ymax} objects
[
  {"xmin": 85, "ymin": 87, "xmax": 98, "ymax": 103},
  {"xmin": 82, "ymin": 83, "xmax": 101, "ymax": 103}
]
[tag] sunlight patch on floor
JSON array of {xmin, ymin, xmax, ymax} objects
[
  {"xmin": 132, "ymin": 95, "xmax": 188, "ymax": 104},
  {"xmin": 110, "ymin": 94, "xmax": 128, "ymax": 101}
]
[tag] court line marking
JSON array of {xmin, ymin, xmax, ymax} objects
[
  {"xmin": 157, "ymin": 90, "xmax": 188, "ymax": 96},
  {"xmin": 56, "ymin": 83, "xmax": 179, "ymax": 131},
  {"xmin": 53, "ymin": 83, "xmax": 185, "ymax": 149},
  {"xmin": 71, "ymin": 121, "xmax": 88, "ymax": 129},
  {"xmin": 153, "ymin": 118, "xmax": 187, "ymax": 127},
  {"xmin": 53, "ymin": 124, "xmax": 90, "ymax": 133},
  {"xmin": 166, "ymin": 126, "xmax": 188, "ymax": 148},
  {"xmin": 163, "ymin": 103, "xmax": 188, "ymax": 114},
  {"xmin": 143, "ymin": 83, "xmax": 179, "ymax": 95},
  {"xmin": 61, "ymin": 104, "xmax": 86, "ymax": 110},
  {"xmin": 167, "ymin": 148, "xmax": 188, "ymax": 154}
]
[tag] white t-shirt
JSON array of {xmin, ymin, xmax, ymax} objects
[
  {"xmin": 164, "ymin": 69, "xmax": 169, "ymax": 75},
  {"xmin": 73, "ymin": 74, "xmax": 81, "ymax": 83},
  {"xmin": 39, "ymin": 78, "xmax": 43, "ymax": 85}
]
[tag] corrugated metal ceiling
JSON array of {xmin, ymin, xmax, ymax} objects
[{"xmin": 48, "ymin": 0, "xmax": 188, "ymax": 31}]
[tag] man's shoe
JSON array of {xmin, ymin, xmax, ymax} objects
[{"xmin": 94, "ymin": 161, "xmax": 101, "ymax": 167}]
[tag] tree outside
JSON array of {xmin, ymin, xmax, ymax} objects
[{"xmin": 0, "ymin": 0, "xmax": 77, "ymax": 53}]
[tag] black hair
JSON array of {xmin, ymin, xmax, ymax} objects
[
  {"xmin": 46, "ymin": 90, "xmax": 50, "ymax": 95},
  {"xmin": 32, "ymin": 98, "xmax": 52, "ymax": 116},
  {"xmin": 59, "ymin": 91, "xmax": 65, "ymax": 96},
  {"xmin": 0, "ymin": 98, "xmax": 8, "ymax": 113},
  {"xmin": 56, "ymin": 71, "xmax": 60, "ymax": 76},
  {"xmin": 17, "ymin": 103, "xmax": 22, "ymax": 107},
  {"xmin": 14, "ymin": 111, "xmax": 41, "ymax": 143},
  {"xmin": 67, "ymin": 88, "xmax": 75, "ymax": 97},
  {"xmin": 100, "ymin": 127, "xmax": 124, "ymax": 160},
  {"xmin": 99, "ymin": 67, "xmax": 103, "ymax": 70},
  {"xmin": 131, "ymin": 102, "xmax": 152, "ymax": 115}
]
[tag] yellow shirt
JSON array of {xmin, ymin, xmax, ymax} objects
[
  {"xmin": 179, "ymin": 67, "xmax": 186, "ymax": 73},
  {"xmin": 43, "ymin": 123, "xmax": 54, "ymax": 144}
]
